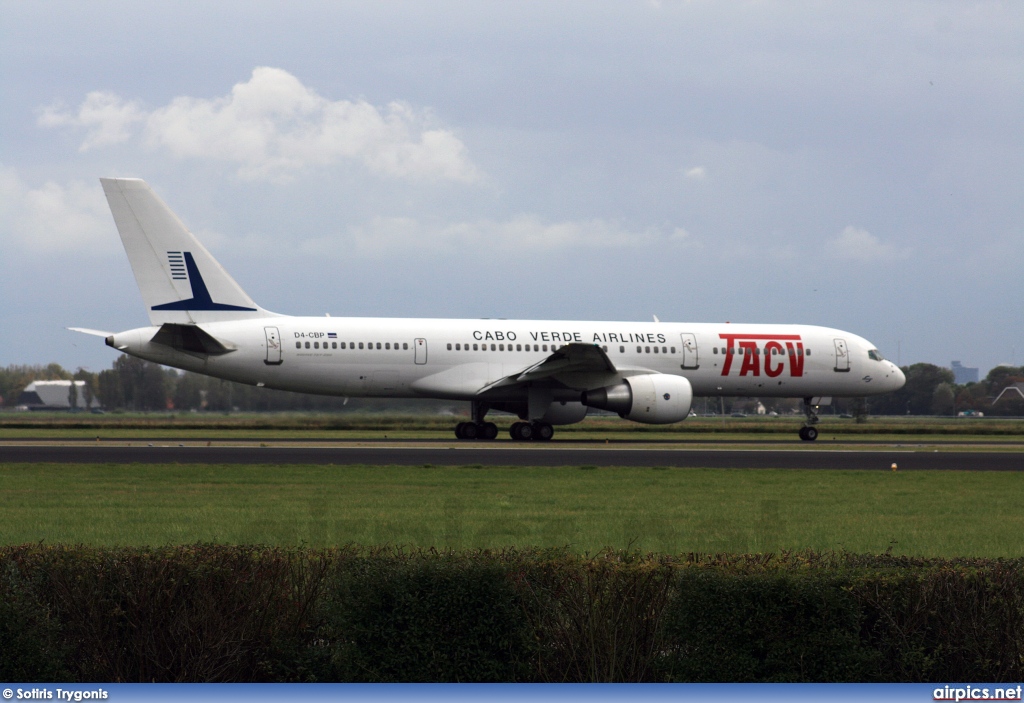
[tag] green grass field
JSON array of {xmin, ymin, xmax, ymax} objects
[{"xmin": 2, "ymin": 462, "xmax": 1023, "ymax": 557}]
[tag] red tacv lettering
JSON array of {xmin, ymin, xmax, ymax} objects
[
  {"xmin": 738, "ymin": 341, "xmax": 760, "ymax": 376},
  {"xmin": 719, "ymin": 333, "xmax": 802, "ymax": 377},
  {"xmin": 764, "ymin": 341, "xmax": 784, "ymax": 377},
  {"xmin": 785, "ymin": 341, "xmax": 805, "ymax": 377}
]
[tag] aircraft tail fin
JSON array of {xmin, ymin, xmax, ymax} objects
[{"xmin": 100, "ymin": 178, "xmax": 272, "ymax": 325}]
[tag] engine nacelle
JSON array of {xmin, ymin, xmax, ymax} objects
[{"xmin": 581, "ymin": 374, "xmax": 693, "ymax": 425}]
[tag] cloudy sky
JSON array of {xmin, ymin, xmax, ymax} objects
[{"xmin": 2, "ymin": 1, "xmax": 1021, "ymax": 376}]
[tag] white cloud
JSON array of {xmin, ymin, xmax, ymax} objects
[
  {"xmin": 684, "ymin": 166, "xmax": 706, "ymax": 180},
  {"xmin": 827, "ymin": 225, "xmax": 910, "ymax": 262},
  {"xmin": 39, "ymin": 67, "xmax": 480, "ymax": 183},
  {"xmin": 0, "ymin": 167, "xmax": 113, "ymax": 254},
  {"xmin": 37, "ymin": 91, "xmax": 145, "ymax": 151},
  {"xmin": 297, "ymin": 215, "xmax": 695, "ymax": 257}
]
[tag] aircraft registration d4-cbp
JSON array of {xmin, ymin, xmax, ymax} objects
[{"xmin": 72, "ymin": 178, "xmax": 906, "ymax": 441}]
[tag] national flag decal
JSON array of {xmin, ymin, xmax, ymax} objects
[{"xmin": 327, "ymin": 332, "xmax": 337, "ymax": 338}]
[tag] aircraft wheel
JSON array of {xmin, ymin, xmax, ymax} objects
[
  {"xmin": 461, "ymin": 422, "xmax": 479, "ymax": 440},
  {"xmin": 455, "ymin": 422, "xmax": 466, "ymax": 439},
  {"xmin": 532, "ymin": 422, "xmax": 554, "ymax": 441},
  {"xmin": 510, "ymin": 422, "xmax": 533, "ymax": 441},
  {"xmin": 479, "ymin": 422, "xmax": 498, "ymax": 440},
  {"xmin": 804, "ymin": 426, "xmax": 818, "ymax": 441}
]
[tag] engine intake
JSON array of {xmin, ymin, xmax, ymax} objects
[{"xmin": 581, "ymin": 374, "xmax": 693, "ymax": 424}]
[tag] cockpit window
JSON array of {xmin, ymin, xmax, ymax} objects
[{"xmin": 868, "ymin": 349, "xmax": 884, "ymax": 361}]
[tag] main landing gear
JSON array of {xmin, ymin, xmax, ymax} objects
[
  {"xmin": 509, "ymin": 421, "xmax": 554, "ymax": 442},
  {"xmin": 454, "ymin": 421, "xmax": 498, "ymax": 440},
  {"xmin": 799, "ymin": 397, "xmax": 820, "ymax": 442},
  {"xmin": 452, "ymin": 400, "xmax": 555, "ymax": 441},
  {"xmin": 454, "ymin": 400, "xmax": 499, "ymax": 441}
]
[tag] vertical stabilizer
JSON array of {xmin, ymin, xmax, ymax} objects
[{"xmin": 100, "ymin": 178, "xmax": 270, "ymax": 325}]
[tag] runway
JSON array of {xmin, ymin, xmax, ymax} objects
[{"xmin": 1, "ymin": 443, "xmax": 1022, "ymax": 471}]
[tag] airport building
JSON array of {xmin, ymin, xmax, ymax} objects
[{"xmin": 17, "ymin": 380, "xmax": 100, "ymax": 411}]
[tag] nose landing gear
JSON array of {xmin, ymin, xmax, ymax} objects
[{"xmin": 799, "ymin": 397, "xmax": 820, "ymax": 441}]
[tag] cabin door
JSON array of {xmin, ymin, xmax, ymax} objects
[
  {"xmin": 264, "ymin": 327, "xmax": 283, "ymax": 365},
  {"xmin": 680, "ymin": 333, "xmax": 699, "ymax": 369},
  {"xmin": 414, "ymin": 338, "xmax": 428, "ymax": 365},
  {"xmin": 833, "ymin": 338, "xmax": 850, "ymax": 372}
]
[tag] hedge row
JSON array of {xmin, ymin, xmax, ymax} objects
[{"xmin": 2, "ymin": 546, "xmax": 1023, "ymax": 682}]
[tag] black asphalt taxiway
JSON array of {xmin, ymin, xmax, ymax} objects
[{"xmin": 1, "ymin": 444, "xmax": 1021, "ymax": 471}]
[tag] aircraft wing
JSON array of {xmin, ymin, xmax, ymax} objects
[{"xmin": 478, "ymin": 342, "xmax": 619, "ymax": 393}]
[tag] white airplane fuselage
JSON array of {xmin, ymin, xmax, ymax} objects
[{"xmin": 109, "ymin": 317, "xmax": 903, "ymax": 400}]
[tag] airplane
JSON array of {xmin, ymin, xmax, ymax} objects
[{"xmin": 71, "ymin": 178, "xmax": 906, "ymax": 442}]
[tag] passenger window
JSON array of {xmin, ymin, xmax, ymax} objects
[
  {"xmin": 499, "ymin": 344, "xmax": 504, "ymax": 351},
  {"xmin": 543, "ymin": 345, "xmax": 548, "ymax": 351},
  {"xmin": 517, "ymin": 344, "xmax": 522, "ymax": 351},
  {"xmin": 305, "ymin": 342, "xmax": 310, "ymax": 349},
  {"xmin": 341, "ymin": 342, "xmax": 346, "ymax": 349},
  {"xmin": 314, "ymin": 342, "xmax": 319, "ymax": 349},
  {"xmin": 332, "ymin": 342, "xmax": 337, "ymax": 349},
  {"xmin": 295, "ymin": 342, "xmax": 301, "ymax": 349},
  {"xmin": 662, "ymin": 346, "xmax": 667, "ymax": 354},
  {"xmin": 473, "ymin": 343, "xmax": 478, "ymax": 351},
  {"xmin": 653, "ymin": 346, "xmax": 659, "ymax": 354},
  {"xmin": 358, "ymin": 342, "xmax": 364, "ymax": 349},
  {"xmin": 619, "ymin": 346, "xmax": 625, "ymax": 353},
  {"xmin": 534, "ymin": 344, "xmax": 539, "ymax": 351},
  {"xmin": 670, "ymin": 347, "xmax": 675, "ymax": 354},
  {"xmin": 447, "ymin": 343, "xmax": 452, "ymax": 350},
  {"xmin": 637, "ymin": 346, "xmax": 642, "ymax": 353},
  {"xmin": 806, "ymin": 349, "xmax": 811, "ymax": 356},
  {"xmin": 491, "ymin": 344, "xmax": 496, "ymax": 351},
  {"xmin": 602, "ymin": 345, "xmax": 608, "ymax": 352}
]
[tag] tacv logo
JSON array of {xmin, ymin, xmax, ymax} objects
[{"xmin": 153, "ymin": 252, "xmax": 257, "ymax": 312}]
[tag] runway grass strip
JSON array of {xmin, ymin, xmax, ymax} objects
[{"xmin": 2, "ymin": 463, "xmax": 1023, "ymax": 557}]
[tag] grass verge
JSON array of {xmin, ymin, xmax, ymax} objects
[{"xmin": 2, "ymin": 463, "xmax": 1023, "ymax": 556}]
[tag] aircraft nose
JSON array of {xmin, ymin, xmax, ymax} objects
[{"xmin": 891, "ymin": 363, "xmax": 906, "ymax": 391}]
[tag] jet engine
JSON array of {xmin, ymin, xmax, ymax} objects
[{"xmin": 581, "ymin": 374, "xmax": 693, "ymax": 424}]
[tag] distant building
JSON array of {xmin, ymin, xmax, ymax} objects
[
  {"xmin": 17, "ymin": 380, "xmax": 100, "ymax": 410},
  {"xmin": 951, "ymin": 361, "xmax": 979, "ymax": 384}
]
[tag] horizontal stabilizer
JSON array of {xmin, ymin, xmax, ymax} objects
[
  {"xmin": 150, "ymin": 323, "xmax": 236, "ymax": 355},
  {"xmin": 67, "ymin": 327, "xmax": 114, "ymax": 337}
]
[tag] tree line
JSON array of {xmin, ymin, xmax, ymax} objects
[{"xmin": 1, "ymin": 356, "xmax": 1021, "ymax": 416}]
